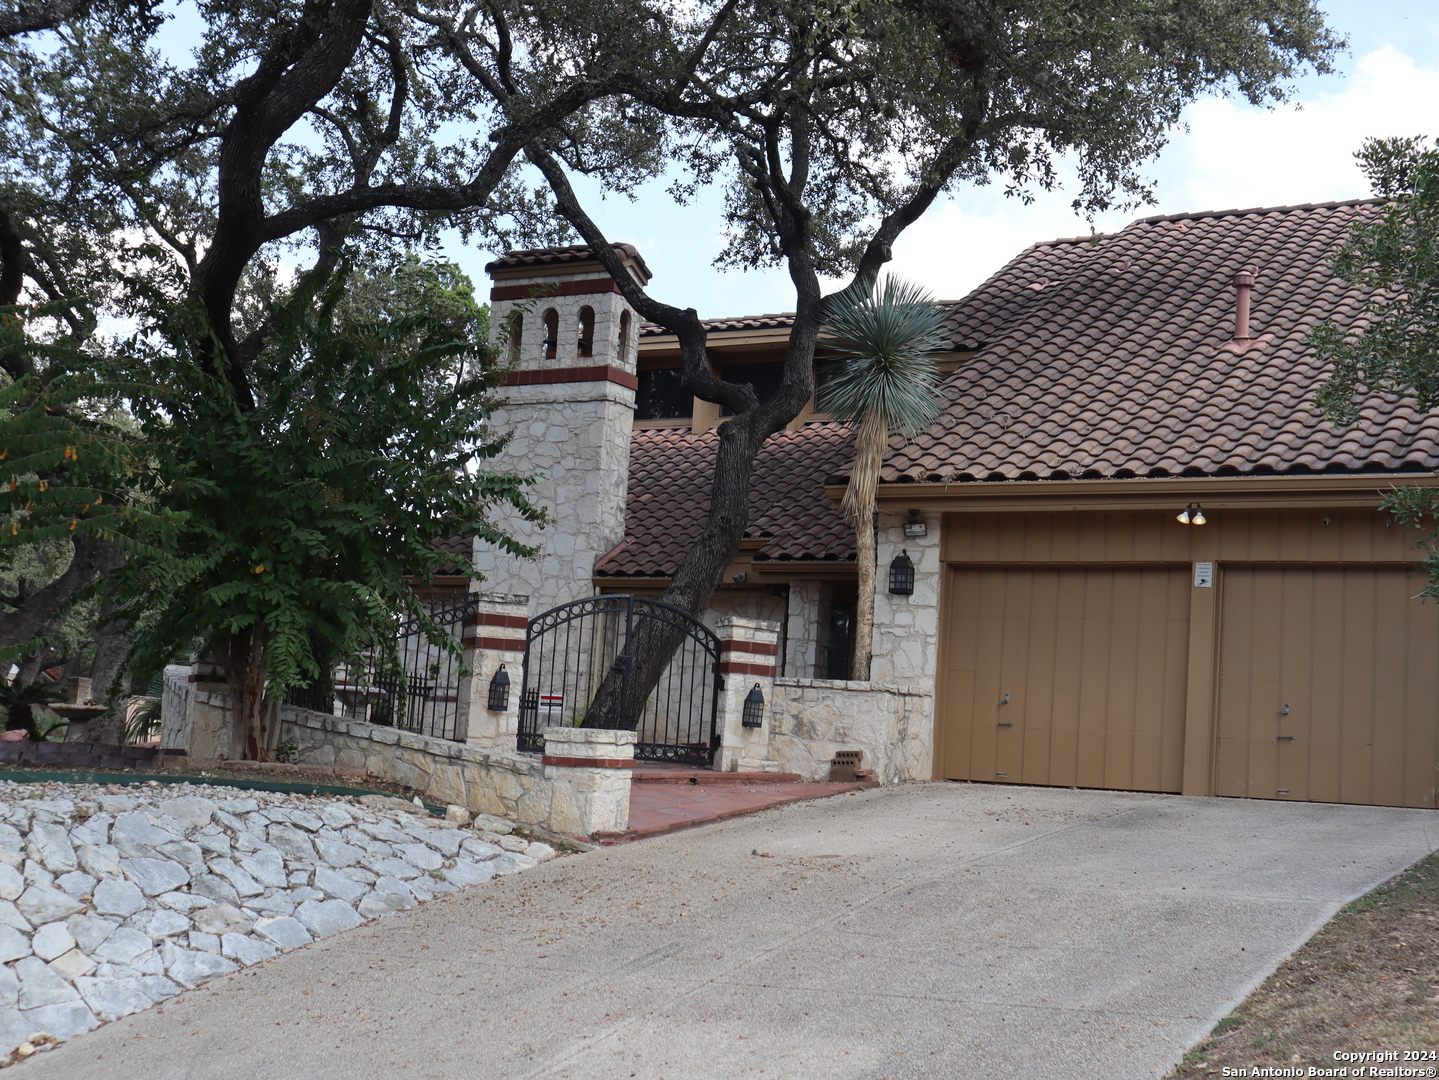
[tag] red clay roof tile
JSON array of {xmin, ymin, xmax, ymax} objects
[
  {"xmin": 883, "ymin": 199, "xmax": 1439, "ymax": 483},
  {"xmin": 597, "ymin": 422, "xmax": 857, "ymax": 577}
]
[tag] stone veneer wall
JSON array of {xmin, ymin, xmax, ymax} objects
[
  {"xmin": 782, "ymin": 581, "xmax": 826, "ymax": 678},
  {"xmin": 473, "ymin": 263, "xmax": 643, "ymax": 618},
  {"xmin": 280, "ymin": 708, "xmax": 630, "ymax": 839},
  {"xmin": 767, "ymin": 677, "xmax": 933, "ymax": 783},
  {"xmin": 469, "ymin": 382, "xmax": 635, "ymax": 617}
]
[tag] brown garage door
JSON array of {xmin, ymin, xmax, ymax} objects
[
  {"xmin": 939, "ymin": 567, "xmax": 1190, "ymax": 792},
  {"xmin": 1216, "ymin": 567, "xmax": 1439, "ymax": 808}
]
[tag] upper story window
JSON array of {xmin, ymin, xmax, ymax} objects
[
  {"xmin": 719, "ymin": 360, "xmax": 787, "ymax": 416},
  {"xmin": 635, "ymin": 367, "xmax": 692, "ymax": 421},
  {"xmin": 577, "ymin": 306, "xmax": 595, "ymax": 358}
]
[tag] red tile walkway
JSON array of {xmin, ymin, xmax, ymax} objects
[{"xmin": 595, "ymin": 768, "xmax": 875, "ymax": 843}]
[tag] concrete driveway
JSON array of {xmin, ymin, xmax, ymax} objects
[{"xmin": 26, "ymin": 783, "xmax": 1439, "ymax": 1080}]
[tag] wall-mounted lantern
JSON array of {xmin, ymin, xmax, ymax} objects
[
  {"xmin": 742, "ymin": 683, "xmax": 765, "ymax": 728},
  {"xmin": 903, "ymin": 509, "xmax": 928, "ymax": 539},
  {"xmin": 888, "ymin": 549, "xmax": 915, "ymax": 595},
  {"xmin": 1176, "ymin": 503, "xmax": 1207, "ymax": 526},
  {"xmin": 487, "ymin": 664, "xmax": 511, "ymax": 711}
]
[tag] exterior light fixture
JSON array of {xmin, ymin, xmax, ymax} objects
[
  {"xmin": 742, "ymin": 683, "xmax": 765, "ymax": 728},
  {"xmin": 888, "ymin": 549, "xmax": 916, "ymax": 595},
  {"xmin": 1177, "ymin": 503, "xmax": 1208, "ymax": 526},
  {"xmin": 487, "ymin": 664, "xmax": 511, "ymax": 711},
  {"xmin": 903, "ymin": 509, "xmax": 928, "ymax": 539}
]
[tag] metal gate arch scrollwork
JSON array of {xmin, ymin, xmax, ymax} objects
[{"xmin": 518, "ymin": 595, "xmax": 722, "ymax": 765}]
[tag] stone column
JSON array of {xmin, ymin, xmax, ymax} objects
[
  {"xmin": 540, "ymin": 726, "xmax": 636, "ymax": 835},
  {"xmin": 460, "ymin": 593, "xmax": 529, "ymax": 751},
  {"xmin": 871, "ymin": 509, "xmax": 942, "ymax": 778},
  {"xmin": 713, "ymin": 616, "xmax": 781, "ymax": 773}
]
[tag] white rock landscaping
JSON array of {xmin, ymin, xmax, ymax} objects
[{"xmin": 0, "ymin": 781, "xmax": 557, "ymax": 1059}]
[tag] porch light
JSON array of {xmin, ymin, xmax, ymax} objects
[
  {"xmin": 1177, "ymin": 503, "xmax": 1207, "ymax": 526},
  {"xmin": 888, "ymin": 549, "xmax": 916, "ymax": 595},
  {"xmin": 742, "ymin": 683, "xmax": 765, "ymax": 728},
  {"xmin": 487, "ymin": 665, "xmax": 510, "ymax": 711},
  {"xmin": 903, "ymin": 509, "xmax": 928, "ymax": 539}
]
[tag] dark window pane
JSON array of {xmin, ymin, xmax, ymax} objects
[
  {"xmin": 719, "ymin": 361, "xmax": 787, "ymax": 416},
  {"xmin": 825, "ymin": 602, "xmax": 853, "ymax": 680},
  {"xmin": 636, "ymin": 367, "xmax": 692, "ymax": 420}
]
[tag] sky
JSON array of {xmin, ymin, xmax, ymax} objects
[{"xmin": 439, "ymin": 0, "xmax": 1439, "ymax": 320}]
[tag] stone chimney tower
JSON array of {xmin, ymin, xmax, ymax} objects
[{"xmin": 473, "ymin": 244, "xmax": 649, "ymax": 616}]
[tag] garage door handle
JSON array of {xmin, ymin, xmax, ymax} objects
[
  {"xmin": 1276, "ymin": 735, "xmax": 1296, "ymax": 741},
  {"xmin": 997, "ymin": 722, "xmax": 1014, "ymax": 727}
]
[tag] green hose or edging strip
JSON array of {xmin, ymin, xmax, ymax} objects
[{"xmin": 0, "ymin": 769, "xmax": 448, "ymax": 816}]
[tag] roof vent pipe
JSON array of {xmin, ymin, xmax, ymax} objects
[
  {"xmin": 1211, "ymin": 268, "xmax": 1273, "ymax": 356},
  {"xmin": 1232, "ymin": 270, "xmax": 1254, "ymax": 341}
]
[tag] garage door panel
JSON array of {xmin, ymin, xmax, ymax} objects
[
  {"xmin": 941, "ymin": 567, "xmax": 1189, "ymax": 793},
  {"xmin": 1217, "ymin": 567, "xmax": 1439, "ymax": 809}
]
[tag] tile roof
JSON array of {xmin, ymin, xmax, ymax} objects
[
  {"xmin": 597, "ymin": 422, "xmax": 857, "ymax": 577},
  {"xmin": 884, "ymin": 198, "xmax": 1439, "ymax": 483},
  {"xmin": 432, "ymin": 535, "xmax": 472, "ymax": 575},
  {"xmin": 636, "ymin": 237, "xmax": 1102, "ymax": 349},
  {"xmin": 639, "ymin": 313, "xmax": 797, "ymax": 338},
  {"xmin": 934, "ymin": 233, "xmax": 1111, "ymax": 350},
  {"xmin": 485, "ymin": 243, "xmax": 650, "ymax": 280}
]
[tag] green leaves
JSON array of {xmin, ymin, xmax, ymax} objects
[
  {"xmin": 818, "ymin": 276, "xmax": 948, "ymax": 439},
  {"xmin": 1312, "ymin": 137, "xmax": 1439, "ymax": 424},
  {"xmin": 104, "ymin": 258, "xmax": 537, "ymax": 701}
]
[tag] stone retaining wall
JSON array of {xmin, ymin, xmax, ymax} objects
[
  {"xmin": 279, "ymin": 707, "xmax": 631, "ymax": 840},
  {"xmin": 768, "ymin": 678, "xmax": 933, "ymax": 784}
]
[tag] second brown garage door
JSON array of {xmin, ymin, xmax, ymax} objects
[
  {"xmin": 1215, "ymin": 567, "xmax": 1439, "ymax": 808},
  {"xmin": 939, "ymin": 567, "xmax": 1191, "ymax": 792}
]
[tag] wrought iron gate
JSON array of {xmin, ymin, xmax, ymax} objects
[
  {"xmin": 287, "ymin": 591, "xmax": 477, "ymax": 742},
  {"xmin": 518, "ymin": 595, "xmax": 721, "ymax": 765}
]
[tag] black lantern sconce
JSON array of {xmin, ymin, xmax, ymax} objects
[
  {"xmin": 888, "ymin": 549, "xmax": 916, "ymax": 595},
  {"xmin": 487, "ymin": 664, "xmax": 511, "ymax": 711},
  {"xmin": 742, "ymin": 683, "xmax": 765, "ymax": 728}
]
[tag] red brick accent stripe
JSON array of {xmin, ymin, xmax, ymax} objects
[
  {"xmin": 463, "ymin": 612, "xmax": 528, "ymax": 629},
  {"xmin": 720, "ymin": 640, "xmax": 779, "ymax": 657},
  {"xmin": 489, "ymin": 278, "xmax": 622, "ymax": 302},
  {"xmin": 504, "ymin": 365, "xmax": 639, "ymax": 391},
  {"xmin": 718, "ymin": 661, "xmax": 776, "ymax": 676},
  {"xmin": 541, "ymin": 754, "xmax": 636, "ymax": 770},
  {"xmin": 463, "ymin": 636, "xmax": 526, "ymax": 652}
]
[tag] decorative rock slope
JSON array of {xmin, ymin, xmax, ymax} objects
[{"xmin": 0, "ymin": 781, "xmax": 555, "ymax": 1057}]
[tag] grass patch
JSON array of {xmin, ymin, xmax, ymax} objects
[{"xmin": 1168, "ymin": 852, "xmax": 1439, "ymax": 1076}]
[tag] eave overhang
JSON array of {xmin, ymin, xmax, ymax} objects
[{"xmin": 824, "ymin": 474, "xmax": 1439, "ymax": 514}]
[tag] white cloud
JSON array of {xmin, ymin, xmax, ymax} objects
[{"xmin": 887, "ymin": 45, "xmax": 1439, "ymax": 303}]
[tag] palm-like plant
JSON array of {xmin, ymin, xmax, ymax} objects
[
  {"xmin": 0, "ymin": 678, "xmax": 66, "ymax": 740},
  {"xmin": 818, "ymin": 277, "xmax": 947, "ymax": 680}
]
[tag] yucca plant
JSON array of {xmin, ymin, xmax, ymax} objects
[{"xmin": 818, "ymin": 278, "xmax": 947, "ymax": 680}]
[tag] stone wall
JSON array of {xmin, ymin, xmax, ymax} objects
[
  {"xmin": 159, "ymin": 666, "xmax": 194, "ymax": 752},
  {"xmin": 159, "ymin": 666, "xmax": 231, "ymax": 760},
  {"xmin": 782, "ymin": 581, "xmax": 826, "ymax": 679},
  {"xmin": 280, "ymin": 707, "xmax": 631, "ymax": 839},
  {"xmin": 768, "ymin": 677, "xmax": 934, "ymax": 783}
]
